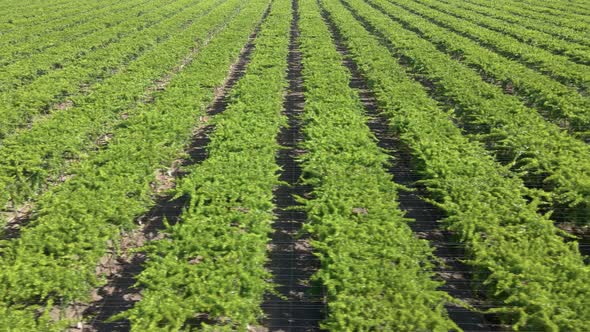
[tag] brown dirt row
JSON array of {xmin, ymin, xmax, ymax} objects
[{"xmin": 260, "ymin": 0, "xmax": 325, "ymax": 330}]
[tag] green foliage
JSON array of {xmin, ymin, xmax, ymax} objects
[
  {"xmin": 0, "ymin": 301, "xmax": 68, "ymax": 332},
  {"xmin": 412, "ymin": 0, "xmax": 590, "ymax": 65},
  {"xmin": 0, "ymin": 1, "xmax": 124, "ymax": 45},
  {"xmin": 0, "ymin": 0, "xmax": 163, "ymax": 71},
  {"xmin": 321, "ymin": 0, "xmax": 590, "ymax": 329},
  {"xmin": 0, "ymin": 0, "xmax": 238, "ymax": 228},
  {"xmin": 298, "ymin": 0, "xmax": 459, "ymax": 330},
  {"xmin": 369, "ymin": 0, "xmax": 590, "ymax": 134},
  {"xmin": 1, "ymin": 0, "xmax": 588, "ymax": 330},
  {"xmin": 0, "ymin": 1, "xmax": 269, "ymax": 329},
  {"xmin": 465, "ymin": 0, "xmax": 590, "ymax": 34},
  {"xmin": 117, "ymin": 0, "xmax": 291, "ymax": 330},
  {"xmin": 448, "ymin": 0, "xmax": 590, "ymax": 47},
  {"xmin": 0, "ymin": 0, "xmax": 203, "ymax": 139},
  {"xmin": 0, "ymin": 0, "xmax": 158, "ymax": 66},
  {"xmin": 343, "ymin": 0, "xmax": 590, "ymax": 222},
  {"xmin": 392, "ymin": 0, "xmax": 590, "ymax": 92}
]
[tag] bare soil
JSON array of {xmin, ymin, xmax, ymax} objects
[{"xmin": 260, "ymin": 1, "xmax": 325, "ymax": 330}]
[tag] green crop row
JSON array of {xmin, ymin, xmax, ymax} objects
[
  {"xmin": 0, "ymin": 0, "xmax": 65, "ymax": 16},
  {"xmin": 443, "ymin": 0, "xmax": 590, "ymax": 48},
  {"xmin": 0, "ymin": 0, "xmax": 160, "ymax": 86},
  {"xmin": 321, "ymin": 0, "xmax": 590, "ymax": 329},
  {"xmin": 504, "ymin": 0, "xmax": 590, "ymax": 23},
  {"xmin": 346, "ymin": 0, "xmax": 590, "ymax": 223},
  {"xmin": 446, "ymin": 0, "xmax": 590, "ymax": 48},
  {"xmin": 370, "ymin": 0, "xmax": 590, "ymax": 135},
  {"xmin": 0, "ymin": 0, "xmax": 116, "ymax": 39},
  {"xmin": 0, "ymin": 0, "xmax": 269, "ymax": 329},
  {"xmin": 0, "ymin": 0, "xmax": 233, "ymax": 225},
  {"xmin": 394, "ymin": 0, "xmax": 590, "ymax": 92},
  {"xmin": 297, "ymin": 0, "xmax": 458, "ymax": 330},
  {"xmin": 0, "ymin": 0, "xmax": 153, "ymax": 66},
  {"xmin": 0, "ymin": 0, "xmax": 205, "ymax": 139},
  {"xmin": 0, "ymin": 0, "xmax": 107, "ymax": 22},
  {"xmin": 426, "ymin": 0, "xmax": 590, "ymax": 64},
  {"xmin": 538, "ymin": 0, "xmax": 590, "ymax": 14},
  {"xmin": 119, "ymin": 2, "xmax": 291, "ymax": 329},
  {"xmin": 464, "ymin": 0, "xmax": 590, "ymax": 35}
]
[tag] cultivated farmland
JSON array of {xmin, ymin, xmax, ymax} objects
[{"xmin": 0, "ymin": 0, "xmax": 589, "ymax": 331}]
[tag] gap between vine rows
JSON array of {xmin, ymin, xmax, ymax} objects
[{"xmin": 261, "ymin": 0, "xmax": 325, "ymax": 330}]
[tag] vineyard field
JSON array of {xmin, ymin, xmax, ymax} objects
[{"xmin": 0, "ymin": 0, "xmax": 589, "ymax": 331}]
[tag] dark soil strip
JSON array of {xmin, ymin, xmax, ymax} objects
[
  {"xmin": 1, "ymin": 205, "xmax": 33, "ymax": 241},
  {"xmin": 580, "ymin": 238, "xmax": 590, "ymax": 262},
  {"xmin": 320, "ymin": 4, "xmax": 505, "ymax": 331},
  {"xmin": 261, "ymin": 0, "xmax": 325, "ymax": 330},
  {"xmin": 557, "ymin": 223, "xmax": 590, "ymax": 263},
  {"xmin": 76, "ymin": 8, "xmax": 271, "ymax": 330}
]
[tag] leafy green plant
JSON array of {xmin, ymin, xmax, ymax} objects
[
  {"xmin": 370, "ymin": 0, "xmax": 590, "ymax": 134},
  {"xmin": 396, "ymin": 0, "xmax": 590, "ymax": 90},
  {"xmin": 465, "ymin": 0, "xmax": 590, "ymax": 33},
  {"xmin": 321, "ymin": 0, "xmax": 590, "ymax": 329},
  {"xmin": 0, "ymin": 0, "xmax": 156, "ymax": 67},
  {"xmin": 0, "ymin": 0, "xmax": 214, "ymax": 140},
  {"xmin": 345, "ymin": 0, "xmax": 590, "ymax": 222},
  {"xmin": 0, "ymin": 0, "xmax": 237, "ymax": 228},
  {"xmin": 410, "ymin": 0, "xmax": 590, "ymax": 65},
  {"xmin": 297, "ymin": 0, "xmax": 459, "ymax": 329},
  {"xmin": 450, "ymin": 0, "xmax": 590, "ymax": 46},
  {"xmin": 0, "ymin": 1, "xmax": 269, "ymax": 329},
  {"xmin": 120, "ymin": 0, "xmax": 290, "ymax": 329}
]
